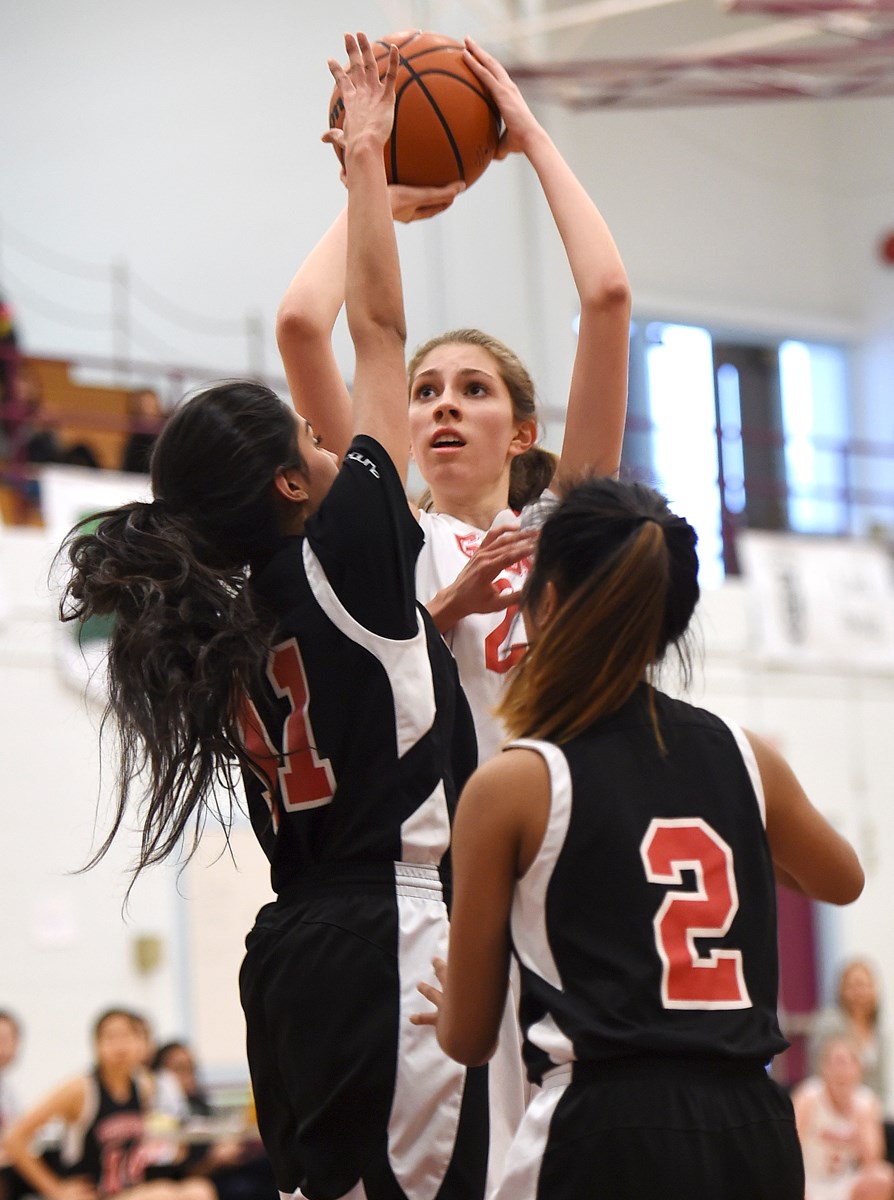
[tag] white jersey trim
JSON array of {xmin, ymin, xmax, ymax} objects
[
  {"xmin": 720, "ymin": 718, "xmax": 766, "ymax": 828},
  {"xmin": 399, "ymin": 780, "xmax": 451, "ymax": 865},
  {"xmin": 505, "ymin": 739, "xmax": 573, "ymax": 992},
  {"xmin": 302, "ymin": 541, "xmax": 436, "ymax": 758}
]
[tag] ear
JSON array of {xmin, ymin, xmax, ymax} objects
[
  {"xmin": 273, "ymin": 465, "xmax": 309, "ymax": 505},
  {"xmin": 508, "ymin": 418, "xmax": 537, "ymax": 459}
]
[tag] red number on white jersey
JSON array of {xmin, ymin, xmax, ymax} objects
[
  {"xmin": 238, "ymin": 638, "xmax": 335, "ymax": 821},
  {"xmin": 484, "ymin": 579, "xmax": 527, "ymax": 675},
  {"xmin": 639, "ymin": 817, "xmax": 751, "ymax": 1010}
]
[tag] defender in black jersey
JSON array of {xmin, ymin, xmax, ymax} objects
[
  {"xmin": 417, "ymin": 476, "xmax": 864, "ymax": 1200},
  {"xmin": 59, "ymin": 35, "xmax": 486, "ymax": 1200}
]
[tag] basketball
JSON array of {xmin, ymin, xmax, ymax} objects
[{"xmin": 328, "ymin": 31, "xmax": 502, "ymax": 188}]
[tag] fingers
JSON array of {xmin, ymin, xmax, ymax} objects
[
  {"xmin": 388, "ymin": 181, "xmax": 467, "ymax": 222},
  {"xmin": 380, "ymin": 42, "xmax": 399, "ymax": 98},
  {"xmin": 476, "ymin": 527, "xmax": 539, "ymax": 568},
  {"xmin": 494, "ymin": 131, "xmax": 513, "ymax": 162},
  {"xmin": 462, "ymin": 36, "xmax": 507, "ymax": 85},
  {"xmin": 418, "ymin": 980, "xmax": 443, "ymax": 1006},
  {"xmin": 432, "ymin": 956, "xmax": 448, "ymax": 985},
  {"xmin": 345, "ymin": 31, "xmax": 364, "ymax": 75},
  {"xmin": 327, "ymin": 55, "xmax": 348, "ymax": 91}
]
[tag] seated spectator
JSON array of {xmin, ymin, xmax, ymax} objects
[
  {"xmin": 794, "ymin": 1035, "xmax": 894, "ymax": 1200},
  {"xmin": 810, "ymin": 960, "xmax": 888, "ymax": 1108},
  {"xmin": 0, "ymin": 291, "xmax": 21, "ymax": 460},
  {"xmin": 131, "ymin": 1016, "xmax": 188, "ymax": 1127},
  {"xmin": 121, "ymin": 390, "xmax": 166, "ymax": 474},
  {"xmin": 150, "ymin": 1045, "xmax": 275, "ymax": 1200},
  {"xmin": 0, "ymin": 1010, "xmax": 25, "ymax": 1200},
  {"xmin": 11, "ymin": 365, "xmax": 99, "ymax": 470},
  {"xmin": 1, "ymin": 1009, "xmax": 214, "ymax": 1200}
]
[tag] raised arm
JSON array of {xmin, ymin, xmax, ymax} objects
[
  {"xmin": 276, "ymin": 207, "xmax": 354, "ymax": 459},
  {"xmin": 747, "ymin": 729, "xmax": 864, "ymax": 905},
  {"xmin": 323, "ymin": 34, "xmax": 409, "ymax": 475},
  {"xmin": 464, "ymin": 37, "xmax": 631, "ymax": 483},
  {"xmin": 277, "ymin": 191, "xmax": 464, "ymax": 462}
]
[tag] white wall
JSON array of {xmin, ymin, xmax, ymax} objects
[{"xmin": 2, "ymin": 1, "xmax": 893, "ymax": 395}]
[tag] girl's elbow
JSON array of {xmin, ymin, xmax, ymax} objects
[
  {"xmin": 837, "ymin": 863, "xmax": 866, "ymax": 905},
  {"xmin": 810, "ymin": 861, "xmax": 865, "ymax": 907},
  {"xmin": 275, "ymin": 299, "xmax": 326, "ymax": 348},
  {"xmin": 581, "ymin": 273, "xmax": 631, "ymax": 315}
]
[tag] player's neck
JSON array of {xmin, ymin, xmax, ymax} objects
[
  {"xmin": 429, "ymin": 483, "xmax": 511, "ymax": 532},
  {"xmin": 97, "ymin": 1063, "xmax": 135, "ymax": 1099}
]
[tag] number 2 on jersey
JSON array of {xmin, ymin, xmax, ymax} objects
[
  {"xmin": 239, "ymin": 638, "xmax": 335, "ymax": 822},
  {"xmin": 484, "ymin": 579, "xmax": 527, "ymax": 674},
  {"xmin": 640, "ymin": 817, "xmax": 751, "ymax": 1010}
]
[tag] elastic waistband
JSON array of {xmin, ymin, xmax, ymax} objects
[
  {"xmin": 394, "ymin": 862, "xmax": 443, "ymax": 901},
  {"xmin": 277, "ymin": 860, "xmax": 443, "ymax": 904}
]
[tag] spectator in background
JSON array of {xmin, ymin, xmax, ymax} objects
[
  {"xmin": 0, "ymin": 291, "xmax": 21, "ymax": 461},
  {"xmin": 1, "ymin": 1008, "xmax": 213, "ymax": 1200},
  {"xmin": 131, "ymin": 1015, "xmax": 188, "ymax": 1126},
  {"xmin": 121, "ymin": 389, "xmax": 166, "ymax": 474},
  {"xmin": 0, "ymin": 1011, "xmax": 20, "ymax": 1134},
  {"xmin": 794, "ymin": 1034, "xmax": 894, "ymax": 1200},
  {"xmin": 811, "ymin": 960, "xmax": 888, "ymax": 1108},
  {"xmin": 12, "ymin": 364, "xmax": 99, "ymax": 470},
  {"xmin": 0, "ymin": 1011, "xmax": 24, "ymax": 1200},
  {"xmin": 150, "ymin": 1045, "xmax": 275, "ymax": 1200}
]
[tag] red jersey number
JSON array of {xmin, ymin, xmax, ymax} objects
[
  {"xmin": 239, "ymin": 639, "xmax": 335, "ymax": 821},
  {"xmin": 640, "ymin": 818, "xmax": 751, "ymax": 1010},
  {"xmin": 484, "ymin": 579, "xmax": 527, "ymax": 674}
]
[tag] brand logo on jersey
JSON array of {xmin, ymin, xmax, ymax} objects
[
  {"xmin": 453, "ymin": 532, "xmax": 531, "ymax": 578},
  {"xmin": 346, "ymin": 451, "xmax": 380, "ymax": 478},
  {"xmin": 455, "ymin": 532, "xmax": 481, "ymax": 560}
]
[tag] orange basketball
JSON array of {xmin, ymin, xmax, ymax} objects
[{"xmin": 328, "ymin": 31, "xmax": 502, "ymax": 188}]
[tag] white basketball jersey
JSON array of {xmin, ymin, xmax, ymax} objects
[{"xmin": 416, "ymin": 508, "xmax": 533, "ymax": 763}]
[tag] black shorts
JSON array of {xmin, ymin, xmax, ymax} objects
[
  {"xmin": 495, "ymin": 1055, "xmax": 804, "ymax": 1200},
  {"xmin": 239, "ymin": 862, "xmax": 488, "ymax": 1200}
]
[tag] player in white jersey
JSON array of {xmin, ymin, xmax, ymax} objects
[{"xmin": 276, "ymin": 36, "xmax": 630, "ymax": 759}]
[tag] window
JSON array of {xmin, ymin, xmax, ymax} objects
[{"xmin": 622, "ymin": 321, "xmax": 851, "ymax": 583}]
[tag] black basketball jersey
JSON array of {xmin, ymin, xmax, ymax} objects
[
  {"xmin": 509, "ymin": 687, "xmax": 788, "ymax": 1085},
  {"xmin": 60, "ymin": 1071, "xmax": 146, "ymax": 1196},
  {"xmin": 239, "ymin": 435, "xmax": 476, "ymax": 893}
]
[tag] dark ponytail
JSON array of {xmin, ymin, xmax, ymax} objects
[
  {"xmin": 498, "ymin": 477, "xmax": 699, "ymax": 746},
  {"xmin": 59, "ymin": 381, "xmax": 302, "ymax": 879}
]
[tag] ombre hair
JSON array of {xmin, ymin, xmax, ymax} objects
[{"xmin": 497, "ymin": 477, "xmax": 699, "ymax": 746}]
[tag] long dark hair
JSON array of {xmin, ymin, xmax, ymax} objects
[
  {"xmin": 59, "ymin": 381, "xmax": 303, "ymax": 879},
  {"xmin": 498, "ymin": 476, "xmax": 700, "ymax": 745}
]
